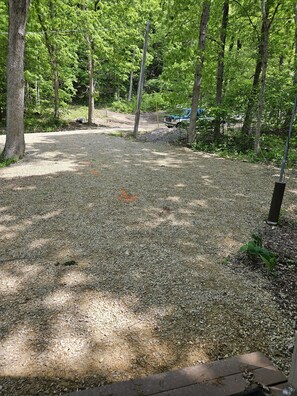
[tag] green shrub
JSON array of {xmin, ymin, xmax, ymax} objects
[
  {"xmin": 141, "ymin": 93, "xmax": 168, "ymax": 112},
  {"xmin": 193, "ymin": 128, "xmax": 297, "ymax": 167},
  {"xmin": 240, "ymin": 234, "xmax": 277, "ymax": 272},
  {"xmin": 110, "ymin": 99, "xmax": 136, "ymax": 113},
  {"xmin": 110, "ymin": 93, "xmax": 168, "ymax": 113}
]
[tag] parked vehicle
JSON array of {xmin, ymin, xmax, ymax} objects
[{"xmin": 164, "ymin": 108, "xmax": 204, "ymax": 128}]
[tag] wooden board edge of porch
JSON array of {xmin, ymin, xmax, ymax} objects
[{"xmin": 67, "ymin": 351, "xmax": 291, "ymax": 396}]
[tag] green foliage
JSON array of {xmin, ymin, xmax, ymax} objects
[
  {"xmin": 0, "ymin": 158, "xmax": 16, "ymax": 168},
  {"xmin": 193, "ymin": 127, "xmax": 297, "ymax": 167},
  {"xmin": 141, "ymin": 92, "xmax": 168, "ymax": 111},
  {"xmin": 110, "ymin": 99, "xmax": 136, "ymax": 113},
  {"xmin": 240, "ymin": 234, "xmax": 277, "ymax": 273},
  {"xmin": 25, "ymin": 112, "xmax": 68, "ymax": 132},
  {"xmin": 1, "ymin": 0, "xmax": 296, "ymax": 139},
  {"xmin": 111, "ymin": 92, "xmax": 168, "ymax": 113}
]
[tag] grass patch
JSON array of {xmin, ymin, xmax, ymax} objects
[
  {"xmin": 25, "ymin": 113, "xmax": 68, "ymax": 132},
  {"xmin": 62, "ymin": 105, "xmax": 88, "ymax": 122},
  {"xmin": 0, "ymin": 158, "xmax": 16, "ymax": 168}
]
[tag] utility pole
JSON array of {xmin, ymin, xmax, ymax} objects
[{"xmin": 133, "ymin": 21, "xmax": 150, "ymax": 139}]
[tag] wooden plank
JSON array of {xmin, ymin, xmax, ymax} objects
[
  {"xmin": 150, "ymin": 366, "xmax": 286, "ymax": 396},
  {"xmin": 252, "ymin": 365, "xmax": 287, "ymax": 385},
  {"xmin": 68, "ymin": 352, "xmax": 271, "ymax": 396},
  {"xmin": 289, "ymin": 332, "xmax": 297, "ymax": 388},
  {"xmin": 130, "ymin": 354, "xmax": 276, "ymax": 396},
  {"xmin": 67, "ymin": 353, "xmax": 285, "ymax": 396}
]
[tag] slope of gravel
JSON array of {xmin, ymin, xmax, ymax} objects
[{"xmin": 0, "ymin": 129, "xmax": 297, "ymax": 395}]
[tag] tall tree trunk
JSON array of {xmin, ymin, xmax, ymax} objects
[
  {"xmin": 283, "ymin": 2, "xmax": 297, "ymax": 130},
  {"xmin": 82, "ymin": 3, "xmax": 95, "ymax": 125},
  {"xmin": 188, "ymin": 1, "xmax": 211, "ymax": 145},
  {"xmin": 214, "ymin": 0, "xmax": 229, "ymax": 141},
  {"xmin": 1, "ymin": 0, "xmax": 30, "ymax": 161},
  {"xmin": 295, "ymin": 2, "xmax": 297, "ymax": 86},
  {"xmin": 242, "ymin": 28, "xmax": 264, "ymax": 135},
  {"xmin": 254, "ymin": 0, "xmax": 280, "ymax": 154},
  {"xmin": 254, "ymin": 0, "xmax": 270, "ymax": 154},
  {"xmin": 242, "ymin": 0, "xmax": 280, "ymax": 138},
  {"xmin": 53, "ymin": 67, "xmax": 59, "ymax": 119},
  {"xmin": 128, "ymin": 49, "xmax": 135, "ymax": 102},
  {"xmin": 36, "ymin": 4, "xmax": 60, "ymax": 119},
  {"xmin": 87, "ymin": 51, "xmax": 95, "ymax": 124}
]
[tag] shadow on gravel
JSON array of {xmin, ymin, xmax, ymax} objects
[{"xmin": 0, "ymin": 132, "xmax": 296, "ymax": 395}]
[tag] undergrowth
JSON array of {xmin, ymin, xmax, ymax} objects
[
  {"xmin": 0, "ymin": 158, "xmax": 16, "ymax": 168},
  {"xmin": 193, "ymin": 128, "xmax": 297, "ymax": 167},
  {"xmin": 25, "ymin": 113, "xmax": 68, "ymax": 132},
  {"xmin": 240, "ymin": 233, "xmax": 277, "ymax": 273}
]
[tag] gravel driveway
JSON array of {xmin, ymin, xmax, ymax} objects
[{"xmin": 0, "ymin": 129, "xmax": 296, "ymax": 395}]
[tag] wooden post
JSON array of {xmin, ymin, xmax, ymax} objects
[
  {"xmin": 133, "ymin": 21, "xmax": 150, "ymax": 139},
  {"xmin": 289, "ymin": 332, "xmax": 297, "ymax": 389}
]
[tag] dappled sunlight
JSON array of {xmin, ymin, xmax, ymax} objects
[
  {"xmin": 29, "ymin": 238, "xmax": 51, "ymax": 250},
  {"xmin": 43, "ymin": 289, "xmax": 75, "ymax": 309},
  {"xmin": 59, "ymin": 270, "xmax": 94, "ymax": 287},
  {"xmin": 0, "ymin": 131, "xmax": 296, "ymax": 394},
  {"xmin": 0, "ymin": 324, "xmax": 38, "ymax": 376},
  {"xmin": 33, "ymin": 210, "xmax": 62, "ymax": 221},
  {"xmin": 166, "ymin": 196, "xmax": 180, "ymax": 203},
  {"xmin": 0, "ymin": 264, "xmax": 43, "ymax": 295},
  {"xmin": 12, "ymin": 185, "xmax": 37, "ymax": 191},
  {"xmin": 188, "ymin": 199, "xmax": 208, "ymax": 208},
  {"xmin": 0, "ymin": 271, "xmax": 23, "ymax": 294},
  {"xmin": 34, "ymin": 150, "xmax": 67, "ymax": 160},
  {"xmin": 0, "ymin": 159, "xmax": 80, "ymax": 179},
  {"xmin": 0, "ymin": 213, "xmax": 17, "ymax": 223}
]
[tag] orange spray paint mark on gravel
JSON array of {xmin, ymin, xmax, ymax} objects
[
  {"xmin": 91, "ymin": 169, "xmax": 101, "ymax": 176},
  {"xmin": 118, "ymin": 188, "xmax": 138, "ymax": 203}
]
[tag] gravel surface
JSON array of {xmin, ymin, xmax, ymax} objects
[{"xmin": 0, "ymin": 128, "xmax": 297, "ymax": 395}]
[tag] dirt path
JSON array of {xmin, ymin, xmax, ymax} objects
[
  {"xmin": 0, "ymin": 130, "xmax": 296, "ymax": 395},
  {"xmin": 94, "ymin": 109, "xmax": 164, "ymax": 131}
]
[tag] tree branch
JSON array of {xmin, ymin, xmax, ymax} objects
[
  {"xmin": 268, "ymin": 2, "xmax": 281, "ymax": 29},
  {"xmin": 231, "ymin": 0, "xmax": 259, "ymax": 37}
]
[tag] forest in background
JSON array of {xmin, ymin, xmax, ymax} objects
[{"xmin": 0, "ymin": 0, "xmax": 296, "ymax": 158}]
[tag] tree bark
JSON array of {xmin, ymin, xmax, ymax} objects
[
  {"xmin": 82, "ymin": 3, "xmax": 95, "ymax": 125},
  {"xmin": 188, "ymin": 1, "xmax": 211, "ymax": 145},
  {"xmin": 283, "ymin": 2, "xmax": 297, "ymax": 130},
  {"xmin": 87, "ymin": 46, "xmax": 95, "ymax": 125},
  {"xmin": 242, "ymin": 25, "xmax": 264, "ymax": 135},
  {"xmin": 242, "ymin": 0, "xmax": 280, "ymax": 140},
  {"xmin": 254, "ymin": 1, "xmax": 270, "ymax": 154},
  {"xmin": 254, "ymin": 0, "xmax": 280, "ymax": 154},
  {"xmin": 295, "ymin": 2, "xmax": 297, "ymax": 86},
  {"xmin": 1, "ymin": 0, "xmax": 30, "ymax": 160},
  {"xmin": 36, "ymin": 3, "xmax": 60, "ymax": 119},
  {"xmin": 128, "ymin": 50, "xmax": 135, "ymax": 102},
  {"xmin": 214, "ymin": 0, "xmax": 229, "ymax": 141}
]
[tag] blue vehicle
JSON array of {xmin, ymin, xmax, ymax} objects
[{"xmin": 164, "ymin": 108, "xmax": 204, "ymax": 128}]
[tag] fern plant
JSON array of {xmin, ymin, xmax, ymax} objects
[{"xmin": 240, "ymin": 233, "xmax": 277, "ymax": 272}]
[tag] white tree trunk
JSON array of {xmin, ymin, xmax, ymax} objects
[{"xmin": 1, "ymin": 0, "xmax": 30, "ymax": 160}]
